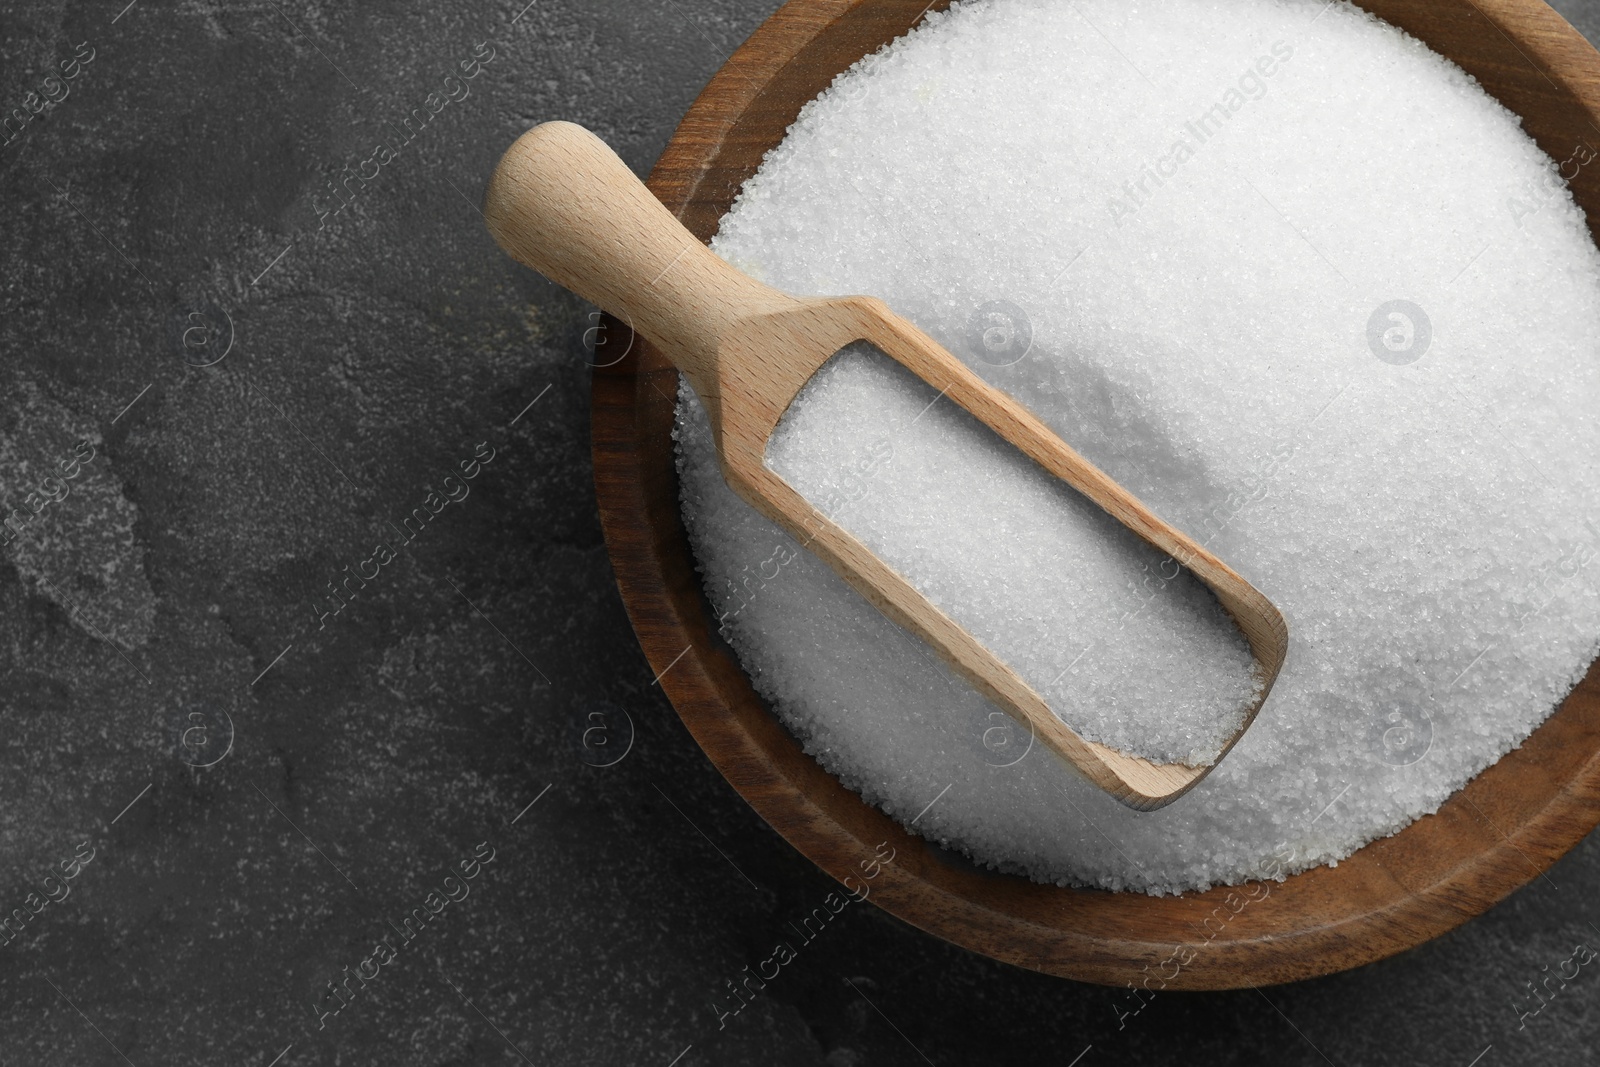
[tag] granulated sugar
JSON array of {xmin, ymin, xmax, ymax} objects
[
  {"xmin": 674, "ymin": 0, "xmax": 1600, "ymax": 893},
  {"xmin": 765, "ymin": 342, "xmax": 1261, "ymax": 766}
]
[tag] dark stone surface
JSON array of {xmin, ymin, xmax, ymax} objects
[{"xmin": 0, "ymin": 1, "xmax": 1598, "ymax": 1064}]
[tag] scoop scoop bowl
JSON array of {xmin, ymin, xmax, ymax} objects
[{"xmin": 484, "ymin": 120, "xmax": 1288, "ymax": 810}]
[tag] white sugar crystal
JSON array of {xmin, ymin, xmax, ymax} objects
[
  {"xmin": 764, "ymin": 342, "xmax": 1262, "ymax": 765},
  {"xmin": 675, "ymin": 0, "xmax": 1600, "ymax": 893}
]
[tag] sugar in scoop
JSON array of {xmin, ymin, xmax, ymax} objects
[
  {"xmin": 486, "ymin": 120, "xmax": 1284, "ymax": 809},
  {"xmin": 766, "ymin": 342, "xmax": 1262, "ymax": 767}
]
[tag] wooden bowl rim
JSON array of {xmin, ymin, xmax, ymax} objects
[{"xmin": 591, "ymin": 0, "xmax": 1600, "ymax": 988}]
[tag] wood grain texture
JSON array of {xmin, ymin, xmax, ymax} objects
[
  {"xmin": 589, "ymin": 0, "xmax": 1600, "ymax": 987},
  {"xmin": 486, "ymin": 121, "xmax": 1287, "ymax": 808}
]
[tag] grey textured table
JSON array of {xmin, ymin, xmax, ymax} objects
[{"xmin": 2, "ymin": 1, "xmax": 1599, "ymax": 1064}]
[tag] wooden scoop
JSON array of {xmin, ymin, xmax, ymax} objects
[{"xmin": 485, "ymin": 121, "xmax": 1288, "ymax": 810}]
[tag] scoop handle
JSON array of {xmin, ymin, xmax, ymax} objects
[{"xmin": 484, "ymin": 121, "xmax": 793, "ymax": 393}]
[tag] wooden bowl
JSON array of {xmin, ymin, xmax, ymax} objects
[{"xmin": 591, "ymin": 0, "xmax": 1600, "ymax": 988}]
